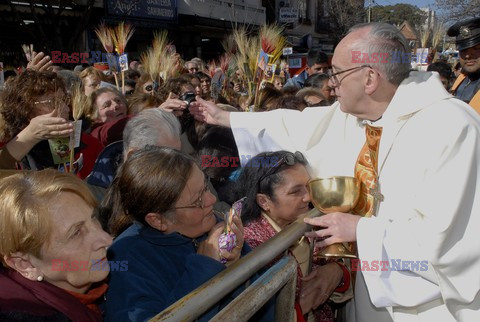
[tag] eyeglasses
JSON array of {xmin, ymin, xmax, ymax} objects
[
  {"xmin": 258, "ymin": 151, "xmax": 306, "ymax": 190},
  {"xmin": 328, "ymin": 65, "xmax": 370, "ymax": 87},
  {"xmin": 171, "ymin": 176, "xmax": 210, "ymax": 210},
  {"xmin": 34, "ymin": 95, "xmax": 71, "ymax": 107}
]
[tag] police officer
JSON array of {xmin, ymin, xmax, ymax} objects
[{"xmin": 447, "ymin": 17, "xmax": 480, "ymax": 113}]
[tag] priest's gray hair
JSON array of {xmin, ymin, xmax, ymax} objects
[
  {"xmin": 123, "ymin": 108, "xmax": 181, "ymax": 158},
  {"xmin": 348, "ymin": 22, "xmax": 411, "ymax": 86}
]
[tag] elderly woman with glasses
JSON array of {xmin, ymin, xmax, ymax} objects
[
  {"xmin": 102, "ymin": 146, "xmax": 271, "ymax": 321},
  {"xmin": 0, "ymin": 70, "xmax": 103, "ymax": 178},
  {"xmin": 231, "ymin": 151, "xmax": 351, "ymax": 322}
]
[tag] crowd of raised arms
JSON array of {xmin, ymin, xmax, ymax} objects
[{"xmin": 0, "ymin": 17, "xmax": 480, "ymax": 322}]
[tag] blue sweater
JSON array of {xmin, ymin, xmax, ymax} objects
[{"xmin": 105, "ymin": 223, "xmax": 273, "ymax": 321}]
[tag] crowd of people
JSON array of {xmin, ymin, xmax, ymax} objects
[{"xmin": 0, "ymin": 16, "xmax": 479, "ymax": 322}]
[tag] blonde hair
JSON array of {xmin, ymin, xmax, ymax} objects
[
  {"xmin": 79, "ymin": 66, "xmax": 104, "ymax": 82},
  {"xmin": 0, "ymin": 170, "xmax": 97, "ymax": 266}
]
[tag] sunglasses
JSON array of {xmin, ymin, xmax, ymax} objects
[{"xmin": 258, "ymin": 151, "xmax": 306, "ymax": 191}]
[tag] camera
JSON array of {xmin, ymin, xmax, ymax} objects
[{"xmin": 180, "ymin": 92, "xmax": 196, "ymax": 106}]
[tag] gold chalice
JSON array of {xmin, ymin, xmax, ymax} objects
[{"xmin": 307, "ymin": 176, "xmax": 360, "ymax": 258}]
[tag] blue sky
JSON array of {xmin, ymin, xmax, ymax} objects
[{"xmin": 373, "ymin": 0, "xmax": 437, "ymax": 9}]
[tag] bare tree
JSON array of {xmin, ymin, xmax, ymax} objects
[
  {"xmin": 435, "ymin": 0, "xmax": 480, "ymax": 22},
  {"xmin": 324, "ymin": 0, "xmax": 365, "ymax": 41}
]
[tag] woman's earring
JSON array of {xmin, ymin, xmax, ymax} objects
[{"xmin": 37, "ymin": 275, "xmax": 43, "ymax": 282}]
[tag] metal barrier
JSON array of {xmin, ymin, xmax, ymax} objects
[{"xmin": 150, "ymin": 208, "xmax": 321, "ymax": 322}]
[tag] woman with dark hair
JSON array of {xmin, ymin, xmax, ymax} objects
[
  {"xmin": 232, "ymin": 151, "xmax": 351, "ymax": 322},
  {"xmin": 103, "ymin": 146, "xmax": 262, "ymax": 321},
  {"xmin": 256, "ymin": 85, "xmax": 283, "ymax": 111},
  {"xmin": 196, "ymin": 72, "xmax": 211, "ymax": 99},
  {"xmin": 197, "ymin": 126, "xmax": 239, "ymax": 202}
]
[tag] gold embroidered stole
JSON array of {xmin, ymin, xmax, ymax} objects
[{"xmin": 352, "ymin": 124, "xmax": 383, "ymax": 217}]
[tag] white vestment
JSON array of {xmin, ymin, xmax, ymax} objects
[{"xmin": 230, "ymin": 72, "xmax": 480, "ymax": 322}]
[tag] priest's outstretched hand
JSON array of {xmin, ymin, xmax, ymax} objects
[
  {"xmin": 189, "ymin": 96, "xmax": 231, "ymax": 127},
  {"xmin": 304, "ymin": 213, "xmax": 361, "ymax": 247}
]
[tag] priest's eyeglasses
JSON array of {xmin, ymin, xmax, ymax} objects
[
  {"xmin": 171, "ymin": 176, "xmax": 210, "ymax": 210},
  {"xmin": 258, "ymin": 151, "xmax": 306, "ymax": 189},
  {"xmin": 328, "ymin": 65, "xmax": 371, "ymax": 87}
]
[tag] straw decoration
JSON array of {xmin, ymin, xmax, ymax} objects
[
  {"xmin": 95, "ymin": 23, "xmax": 114, "ymax": 53},
  {"xmin": 111, "ymin": 22, "xmax": 135, "ymax": 94},
  {"xmin": 71, "ymin": 83, "xmax": 92, "ymax": 122},
  {"xmin": 141, "ymin": 30, "xmax": 178, "ymax": 84},
  {"xmin": 259, "ymin": 25, "xmax": 286, "ymax": 64},
  {"xmin": 111, "ymin": 22, "xmax": 135, "ymax": 55}
]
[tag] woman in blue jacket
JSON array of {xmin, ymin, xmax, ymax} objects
[{"xmin": 102, "ymin": 146, "xmax": 247, "ymax": 321}]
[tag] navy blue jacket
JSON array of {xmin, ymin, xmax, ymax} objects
[{"xmin": 105, "ymin": 223, "xmax": 273, "ymax": 321}]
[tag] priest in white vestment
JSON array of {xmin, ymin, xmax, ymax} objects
[{"xmin": 190, "ymin": 22, "xmax": 480, "ymax": 322}]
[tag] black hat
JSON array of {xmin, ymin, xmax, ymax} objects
[{"xmin": 447, "ymin": 17, "xmax": 480, "ymax": 52}]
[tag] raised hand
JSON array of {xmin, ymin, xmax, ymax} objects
[
  {"xmin": 189, "ymin": 96, "xmax": 231, "ymax": 127},
  {"xmin": 27, "ymin": 52, "xmax": 53, "ymax": 72},
  {"xmin": 5, "ymin": 111, "xmax": 73, "ymax": 162},
  {"xmin": 24, "ymin": 111, "xmax": 73, "ymax": 141},
  {"xmin": 158, "ymin": 92, "xmax": 187, "ymax": 116}
]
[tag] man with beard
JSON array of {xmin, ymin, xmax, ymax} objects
[{"xmin": 448, "ymin": 17, "xmax": 480, "ymax": 113}]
